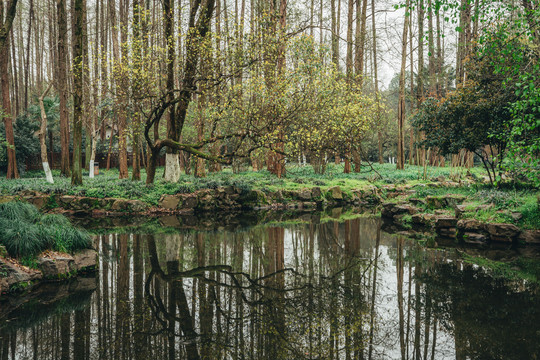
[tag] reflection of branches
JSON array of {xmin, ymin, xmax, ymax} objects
[{"xmin": 142, "ymin": 233, "xmax": 374, "ymax": 359}]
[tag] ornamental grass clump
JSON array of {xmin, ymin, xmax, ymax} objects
[{"xmin": 0, "ymin": 201, "xmax": 91, "ymax": 258}]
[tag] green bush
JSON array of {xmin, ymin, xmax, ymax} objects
[
  {"xmin": 0, "ymin": 201, "xmax": 91, "ymax": 258},
  {"xmin": 0, "ymin": 202, "xmax": 40, "ymax": 222}
]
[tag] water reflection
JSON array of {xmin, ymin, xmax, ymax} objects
[{"xmin": 1, "ymin": 216, "xmax": 539, "ymax": 359}]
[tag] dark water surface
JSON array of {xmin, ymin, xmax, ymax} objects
[{"xmin": 1, "ymin": 213, "xmax": 539, "ymax": 359}]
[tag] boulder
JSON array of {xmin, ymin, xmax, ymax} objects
[
  {"xmin": 409, "ymin": 198, "xmax": 426, "ymax": 206},
  {"xmin": 457, "ymin": 219, "xmax": 485, "ymax": 232},
  {"xmin": 59, "ymin": 195, "xmax": 78, "ymax": 209},
  {"xmin": 180, "ymin": 195, "xmax": 198, "ymax": 209},
  {"xmin": 111, "ymin": 199, "xmax": 128, "ymax": 211},
  {"xmin": 328, "ymin": 186, "xmax": 343, "ymax": 201},
  {"xmin": 412, "ymin": 213, "xmax": 429, "ymax": 225},
  {"xmin": 159, "ymin": 194, "xmax": 180, "ymax": 210},
  {"xmin": 0, "ymin": 258, "xmax": 42, "ymax": 291},
  {"xmin": 298, "ymin": 189, "xmax": 312, "ymax": 201},
  {"xmin": 511, "ymin": 212, "xmax": 523, "ymax": 222},
  {"xmin": 435, "ymin": 217, "xmax": 458, "ymax": 229},
  {"xmin": 486, "ymin": 223, "xmax": 521, "ymax": 242},
  {"xmin": 518, "ymin": 230, "xmax": 540, "ymax": 245},
  {"xmin": 311, "ymin": 187, "xmax": 322, "ymax": 199},
  {"xmin": 382, "ymin": 202, "xmax": 418, "ymax": 219},
  {"xmin": 27, "ymin": 195, "xmax": 47, "ymax": 210},
  {"xmin": 394, "ymin": 204, "xmax": 418, "ymax": 215},
  {"xmin": 73, "ymin": 249, "xmax": 97, "ymax": 271},
  {"xmin": 426, "ymin": 196, "xmax": 445, "ymax": 209},
  {"xmin": 38, "ymin": 254, "xmax": 76, "ymax": 278},
  {"xmin": 455, "ymin": 204, "xmax": 468, "ymax": 217},
  {"xmin": 126, "ymin": 200, "xmax": 148, "ymax": 212},
  {"xmin": 199, "ymin": 194, "xmax": 217, "ymax": 210},
  {"xmin": 426, "ymin": 195, "xmax": 467, "ymax": 209}
]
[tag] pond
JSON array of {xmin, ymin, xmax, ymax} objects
[{"xmin": 1, "ymin": 212, "xmax": 539, "ymax": 359}]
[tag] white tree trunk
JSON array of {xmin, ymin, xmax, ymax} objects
[
  {"xmin": 164, "ymin": 153, "xmax": 181, "ymax": 182},
  {"xmin": 39, "ymin": 83, "xmax": 53, "ymax": 183},
  {"xmin": 89, "ymin": 159, "xmax": 95, "ymax": 178},
  {"xmin": 43, "ymin": 162, "xmax": 54, "ymax": 183}
]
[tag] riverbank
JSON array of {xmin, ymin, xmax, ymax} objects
[
  {"xmin": 0, "ymin": 249, "xmax": 97, "ymax": 294},
  {"xmin": 1, "ymin": 172, "xmax": 537, "ymax": 236}
]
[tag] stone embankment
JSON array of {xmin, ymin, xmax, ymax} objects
[
  {"xmin": 382, "ymin": 194, "xmax": 539, "ymax": 245},
  {"xmin": 1, "ymin": 185, "xmax": 384, "ymax": 215},
  {"xmin": 0, "ymin": 248, "xmax": 97, "ymax": 295}
]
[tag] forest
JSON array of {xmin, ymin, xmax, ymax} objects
[
  {"xmin": 1, "ymin": 1, "xmax": 540, "ymax": 358},
  {"xmin": 0, "ymin": 0, "xmax": 537, "ymax": 186}
]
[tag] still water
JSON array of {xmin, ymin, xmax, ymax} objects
[{"xmin": 1, "ymin": 213, "xmax": 539, "ymax": 359}]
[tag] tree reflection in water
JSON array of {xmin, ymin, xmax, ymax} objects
[{"xmin": 1, "ymin": 216, "xmax": 539, "ymax": 360}]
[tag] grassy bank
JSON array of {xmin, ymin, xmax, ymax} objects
[
  {"xmin": 1, "ymin": 164, "xmax": 538, "ymax": 230},
  {"xmin": 0, "ymin": 163, "xmax": 487, "ymax": 204}
]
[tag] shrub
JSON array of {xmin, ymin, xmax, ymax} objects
[
  {"xmin": 0, "ymin": 201, "xmax": 91, "ymax": 258},
  {"xmin": 1, "ymin": 223, "xmax": 46, "ymax": 257},
  {"xmin": 0, "ymin": 202, "xmax": 40, "ymax": 222}
]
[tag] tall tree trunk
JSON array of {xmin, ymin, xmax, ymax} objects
[
  {"xmin": 409, "ymin": 9, "xmax": 414, "ymax": 166},
  {"xmin": 397, "ymin": 0, "xmax": 410, "ymax": 170},
  {"xmin": 0, "ymin": 34, "xmax": 19, "ymax": 179},
  {"xmin": 427, "ymin": 0, "xmax": 437, "ymax": 96},
  {"xmin": 331, "ymin": 0, "xmax": 339, "ymax": 67},
  {"xmin": 0, "ymin": 0, "xmax": 19, "ymax": 179},
  {"xmin": 57, "ymin": 0, "xmax": 70, "ymax": 176},
  {"xmin": 1, "ymin": 0, "xmax": 19, "ymax": 179},
  {"xmin": 345, "ymin": 0, "xmax": 354, "ymax": 79},
  {"xmin": 131, "ymin": 0, "xmax": 142, "ymax": 180},
  {"xmin": 371, "ymin": 0, "xmax": 383, "ymax": 164},
  {"xmin": 39, "ymin": 83, "xmax": 54, "ymax": 183},
  {"xmin": 23, "ymin": 0, "xmax": 33, "ymax": 111},
  {"xmin": 354, "ymin": 0, "xmax": 368, "ymax": 85},
  {"xmin": 163, "ymin": 0, "xmax": 181, "ymax": 182},
  {"xmin": 71, "ymin": 0, "xmax": 84, "ymax": 185}
]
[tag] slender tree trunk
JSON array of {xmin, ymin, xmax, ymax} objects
[
  {"xmin": 23, "ymin": 0, "xmax": 33, "ymax": 111},
  {"xmin": 71, "ymin": 0, "xmax": 84, "ymax": 185},
  {"xmin": 371, "ymin": 0, "xmax": 383, "ymax": 164},
  {"xmin": 409, "ymin": 9, "xmax": 415, "ymax": 166},
  {"xmin": 39, "ymin": 83, "xmax": 54, "ymax": 183},
  {"xmin": 1, "ymin": 1, "xmax": 19, "ymax": 179},
  {"xmin": 428, "ymin": 0, "xmax": 437, "ymax": 96},
  {"xmin": 0, "ymin": 34, "xmax": 19, "ymax": 179},
  {"xmin": 57, "ymin": 0, "xmax": 70, "ymax": 176},
  {"xmin": 163, "ymin": 0, "xmax": 181, "ymax": 182},
  {"xmin": 331, "ymin": 0, "xmax": 339, "ymax": 67},
  {"xmin": 397, "ymin": 0, "xmax": 410, "ymax": 170},
  {"xmin": 131, "ymin": 0, "xmax": 142, "ymax": 180},
  {"xmin": 345, "ymin": 0, "xmax": 354, "ymax": 79}
]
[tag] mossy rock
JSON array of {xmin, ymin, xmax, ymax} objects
[{"xmin": 240, "ymin": 190, "xmax": 269, "ymax": 206}]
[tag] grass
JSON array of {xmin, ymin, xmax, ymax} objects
[
  {"xmin": 1, "ymin": 163, "xmax": 488, "ymax": 204},
  {"xmin": 0, "ymin": 202, "xmax": 92, "ymax": 258}
]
